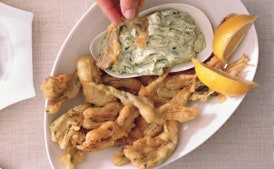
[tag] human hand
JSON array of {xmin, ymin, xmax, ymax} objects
[{"xmin": 96, "ymin": 0, "xmax": 139, "ymax": 25}]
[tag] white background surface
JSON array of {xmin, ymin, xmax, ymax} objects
[{"xmin": 0, "ymin": 0, "xmax": 273, "ymax": 169}]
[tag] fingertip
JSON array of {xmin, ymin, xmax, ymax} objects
[
  {"xmin": 120, "ymin": 0, "xmax": 139, "ymax": 19},
  {"xmin": 96, "ymin": 0, "xmax": 122, "ymax": 25},
  {"xmin": 124, "ymin": 8, "xmax": 136, "ymax": 19}
]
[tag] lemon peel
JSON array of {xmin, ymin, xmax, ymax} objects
[{"xmin": 213, "ymin": 14, "xmax": 258, "ymax": 63}]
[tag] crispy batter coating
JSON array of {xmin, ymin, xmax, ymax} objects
[
  {"xmin": 50, "ymin": 104, "xmax": 89, "ymax": 149},
  {"xmin": 116, "ymin": 105, "xmax": 139, "ymax": 133},
  {"xmin": 77, "ymin": 121, "xmax": 127, "ymax": 152},
  {"xmin": 156, "ymin": 85, "xmax": 200, "ymax": 123},
  {"xmin": 205, "ymin": 55, "xmax": 223, "ymax": 68},
  {"xmin": 82, "ymin": 102, "xmax": 123, "ymax": 129},
  {"xmin": 96, "ymin": 24, "xmax": 121, "ymax": 69},
  {"xmin": 169, "ymin": 86, "xmax": 192, "ymax": 106},
  {"xmin": 41, "ymin": 72, "xmax": 81, "ymax": 114},
  {"xmin": 138, "ymin": 69, "xmax": 169, "ymax": 99},
  {"xmin": 76, "ymin": 56, "xmax": 117, "ymax": 106},
  {"xmin": 123, "ymin": 116, "xmax": 163, "ymax": 145},
  {"xmin": 81, "ymin": 81, "xmax": 117, "ymax": 106},
  {"xmin": 41, "ymin": 74, "xmax": 69, "ymax": 99},
  {"xmin": 123, "ymin": 120, "xmax": 178, "ymax": 169},
  {"xmin": 88, "ymin": 82, "xmax": 155, "ymax": 123},
  {"xmin": 138, "ymin": 75, "xmax": 158, "ymax": 86},
  {"xmin": 113, "ymin": 150, "xmax": 131, "ymax": 166},
  {"xmin": 225, "ymin": 54, "xmax": 250, "ymax": 76},
  {"xmin": 125, "ymin": 93, "xmax": 156, "ymax": 123},
  {"xmin": 156, "ymin": 87, "xmax": 179, "ymax": 99},
  {"xmin": 157, "ymin": 103, "xmax": 200, "ymax": 123},
  {"xmin": 61, "ymin": 147, "xmax": 85, "ymax": 169},
  {"xmin": 102, "ymin": 75, "xmax": 142, "ymax": 94},
  {"xmin": 189, "ymin": 90, "xmax": 216, "ymax": 102},
  {"xmin": 163, "ymin": 73, "xmax": 196, "ymax": 90},
  {"xmin": 77, "ymin": 56, "xmax": 101, "ymax": 83},
  {"xmin": 114, "ymin": 105, "xmax": 140, "ymax": 147}
]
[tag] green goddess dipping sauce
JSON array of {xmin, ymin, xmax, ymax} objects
[{"xmin": 110, "ymin": 8, "xmax": 205, "ymax": 75}]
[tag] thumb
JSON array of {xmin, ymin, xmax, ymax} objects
[{"xmin": 120, "ymin": 0, "xmax": 139, "ymax": 19}]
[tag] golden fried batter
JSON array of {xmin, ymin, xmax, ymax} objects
[
  {"xmin": 81, "ymin": 81, "xmax": 117, "ymax": 106},
  {"xmin": 77, "ymin": 56, "xmax": 101, "ymax": 83},
  {"xmin": 61, "ymin": 147, "xmax": 85, "ymax": 169},
  {"xmin": 163, "ymin": 73, "xmax": 196, "ymax": 90},
  {"xmin": 50, "ymin": 104, "xmax": 89, "ymax": 149},
  {"xmin": 77, "ymin": 121, "xmax": 127, "ymax": 152},
  {"xmin": 114, "ymin": 105, "xmax": 140, "ymax": 146},
  {"xmin": 41, "ymin": 72, "xmax": 81, "ymax": 114},
  {"xmin": 123, "ymin": 116, "xmax": 163, "ymax": 145},
  {"xmin": 88, "ymin": 82, "xmax": 155, "ymax": 123},
  {"xmin": 102, "ymin": 75, "xmax": 142, "ymax": 94},
  {"xmin": 156, "ymin": 85, "xmax": 200, "ymax": 123},
  {"xmin": 138, "ymin": 69, "xmax": 169, "ymax": 99},
  {"xmin": 76, "ymin": 56, "xmax": 117, "ymax": 106},
  {"xmin": 113, "ymin": 150, "xmax": 130, "ymax": 166},
  {"xmin": 157, "ymin": 103, "xmax": 200, "ymax": 123},
  {"xmin": 225, "ymin": 54, "xmax": 250, "ymax": 76},
  {"xmin": 156, "ymin": 87, "xmax": 179, "ymax": 99},
  {"xmin": 169, "ymin": 86, "xmax": 192, "ymax": 106},
  {"xmin": 116, "ymin": 105, "xmax": 139, "ymax": 133},
  {"xmin": 123, "ymin": 120, "xmax": 178, "ymax": 169},
  {"xmin": 82, "ymin": 102, "xmax": 123, "ymax": 129},
  {"xmin": 96, "ymin": 24, "xmax": 121, "ymax": 69}
]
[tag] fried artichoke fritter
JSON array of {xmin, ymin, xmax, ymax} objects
[
  {"xmin": 225, "ymin": 54, "xmax": 250, "ymax": 76},
  {"xmin": 113, "ymin": 150, "xmax": 131, "ymax": 166},
  {"xmin": 76, "ymin": 56, "xmax": 117, "ymax": 106},
  {"xmin": 163, "ymin": 73, "xmax": 196, "ymax": 90},
  {"xmin": 102, "ymin": 75, "xmax": 142, "ymax": 94},
  {"xmin": 76, "ymin": 56, "xmax": 101, "ymax": 83},
  {"xmin": 87, "ymin": 82, "xmax": 155, "ymax": 123},
  {"xmin": 96, "ymin": 24, "xmax": 121, "ymax": 69},
  {"xmin": 81, "ymin": 81, "xmax": 117, "ymax": 106},
  {"xmin": 60, "ymin": 147, "xmax": 85, "ymax": 169},
  {"xmin": 50, "ymin": 104, "xmax": 89, "ymax": 149},
  {"xmin": 116, "ymin": 105, "xmax": 139, "ymax": 134},
  {"xmin": 41, "ymin": 72, "xmax": 81, "ymax": 114},
  {"xmin": 138, "ymin": 69, "xmax": 169, "ymax": 99},
  {"xmin": 77, "ymin": 121, "xmax": 127, "ymax": 152},
  {"xmin": 82, "ymin": 102, "xmax": 123, "ymax": 129},
  {"xmin": 123, "ymin": 120, "xmax": 178, "ymax": 169},
  {"xmin": 122, "ymin": 116, "xmax": 163, "ymax": 146},
  {"xmin": 157, "ymin": 103, "xmax": 200, "ymax": 123}
]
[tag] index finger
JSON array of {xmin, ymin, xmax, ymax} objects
[{"xmin": 96, "ymin": 0, "xmax": 122, "ymax": 25}]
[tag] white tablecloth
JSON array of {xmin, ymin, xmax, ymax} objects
[{"xmin": 0, "ymin": 0, "xmax": 273, "ymax": 169}]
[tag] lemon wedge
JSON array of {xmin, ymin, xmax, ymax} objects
[
  {"xmin": 213, "ymin": 14, "xmax": 258, "ymax": 63},
  {"xmin": 192, "ymin": 58, "xmax": 258, "ymax": 96}
]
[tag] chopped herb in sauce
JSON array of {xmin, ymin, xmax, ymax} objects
[{"xmin": 107, "ymin": 8, "xmax": 206, "ymax": 75}]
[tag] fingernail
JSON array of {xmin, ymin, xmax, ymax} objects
[{"xmin": 124, "ymin": 8, "xmax": 136, "ymax": 19}]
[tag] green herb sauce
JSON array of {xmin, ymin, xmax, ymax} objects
[{"xmin": 110, "ymin": 8, "xmax": 205, "ymax": 75}]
